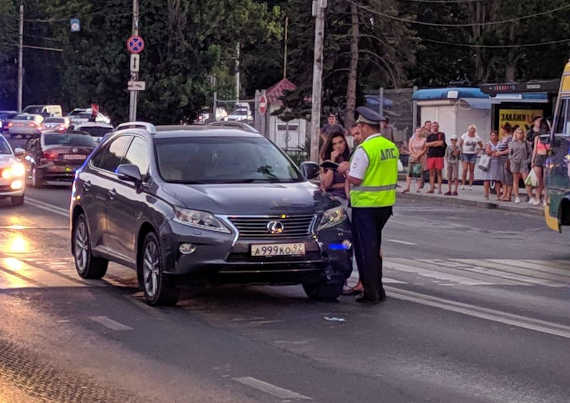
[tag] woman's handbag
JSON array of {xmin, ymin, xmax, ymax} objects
[
  {"xmin": 477, "ymin": 153, "xmax": 491, "ymax": 171},
  {"xmin": 412, "ymin": 163, "xmax": 423, "ymax": 177}
]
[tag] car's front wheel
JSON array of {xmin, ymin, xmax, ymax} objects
[
  {"xmin": 302, "ymin": 272, "xmax": 344, "ymax": 301},
  {"xmin": 31, "ymin": 167, "xmax": 44, "ymax": 188},
  {"xmin": 139, "ymin": 232, "xmax": 179, "ymax": 306},
  {"xmin": 73, "ymin": 214, "xmax": 108, "ymax": 279}
]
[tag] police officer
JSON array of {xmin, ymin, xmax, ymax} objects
[{"xmin": 347, "ymin": 107, "xmax": 399, "ymax": 304}]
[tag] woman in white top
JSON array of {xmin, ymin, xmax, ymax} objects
[{"xmin": 459, "ymin": 124, "xmax": 483, "ymax": 190}]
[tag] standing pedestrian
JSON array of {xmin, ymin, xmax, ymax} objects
[
  {"xmin": 496, "ymin": 126, "xmax": 514, "ymax": 201},
  {"xmin": 509, "ymin": 127, "xmax": 532, "ymax": 204},
  {"xmin": 444, "ymin": 134, "xmax": 460, "ymax": 195},
  {"xmin": 531, "ymin": 128, "xmax": 550, "ymax": 206},
  {"xmin": 420, "ymin": 121, "xmax": 432, "ymax": 188},
  {"xmin": 426, "ymin": 121, "xmax": 446, "ymax": 194},
  {"xmin": 347, "ymin": 106, "xmax": 399, "ymax": 304},
  {"xmin": 402, "ymin": 128, "xmax": 427, "ymax": 193},
  {"xmin": 481, "ymin": 131, "xmax": 503, "ymax": 200},
  {"xmin": 381, "ymin": 117, "xmax": 395, "ymax": 143},
  {"xmin": 459, "ymin": 124, "xmax": 483, "ymax": 190}
]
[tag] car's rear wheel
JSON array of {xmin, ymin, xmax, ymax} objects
[
  {"xmin": 140, "ymin": 232, "xmax": 179, "ymax": 306},
  {"xmin": 73, "ymin": 214, "xmax": 108, "ymax": 279},
  {"xmin": 10, "ymin": 195, "xmax": 24, "ymax": 207}
]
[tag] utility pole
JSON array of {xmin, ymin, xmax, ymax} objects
[
  {"xmin": 17, "ymin": 2, "xmax": 24, "ymax": 112},
  {"xmin": 309, "ymin": 0, "xmax": 326, "ymax": 162},
  {"xmin": 128, "ymin": 0, "xmax": 139, "ymax": 121},
  {"xmin": 235, "ymin": 42, "xmax": 240, "ymax": 105}
]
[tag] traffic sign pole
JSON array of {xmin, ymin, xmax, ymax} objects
[{"xmin": 128, "ymin": 0, "xmax": 140, "ymax": 122}]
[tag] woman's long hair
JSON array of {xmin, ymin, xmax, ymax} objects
[{"xmin": 320, "ymin": 128, "xmax": 351, "ymax": 162}]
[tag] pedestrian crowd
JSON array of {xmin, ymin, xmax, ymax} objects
[{"xmin": 401, "ymin": 117, "xmax": 549, "ymax": 206}]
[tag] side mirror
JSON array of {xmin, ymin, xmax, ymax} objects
[
  {"xmin": 299, "ymin": 161, "xmax": 320, "ymax": 180},
  {"xmin": 116, "ymin": 164, "xmax": 142, "ymax": 184},
  {"xmin": 14, "ymin": 148, "xmax": 25, "ymax": 157}
]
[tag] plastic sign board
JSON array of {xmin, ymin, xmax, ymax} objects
[
  {"xmin": 126, "ymin": 35, "xmax": 145, "ymax": 54},
  {"xmin": 128, "ymin": 81, "xmax": 146, "ymax": 91},
  {"xmin": 259, "ymin": 95, "xmax": 267, "ymax": 115},
  {"xmin": 70, "ymin": 18, "xmax": 80, "ymax": 32},
  {"xmin": 130, "ymin": 54, "xmax": 140, "ymax": 73}
]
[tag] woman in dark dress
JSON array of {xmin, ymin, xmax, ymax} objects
[{"xmin": 320, "ymin": 130, "xmax": 351, "ymax": 200}]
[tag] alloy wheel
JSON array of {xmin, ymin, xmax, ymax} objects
[
  {"xmin": 143, "ymin": 239, "xmax": 160, "ymax": 298},
  {"xmin": 74, "ymin": 219, "xmax": 88, "ymax": 274}
]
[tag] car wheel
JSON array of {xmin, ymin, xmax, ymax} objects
[
  {"xmin": 31, "ymin": 167, "xmax": 43, "ymax": 188},
  {"xmin": 10, "ymin": 195, "xmax": 24, "ymax": 207},
  {"xmin": 140, "ymin": 232, "xmax": 179, "ymax": 306},
  {"xmin": 302, "ymin": 274, "xmax": 343, "ymax": 301},
  {"xmin": 73, "ymin": 214, "xmax": 108, "ymax": 279}
]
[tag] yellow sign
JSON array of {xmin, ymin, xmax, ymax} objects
[{"xmin": 498, "ymin": 109, "xmax": 543, "ymax": 140}]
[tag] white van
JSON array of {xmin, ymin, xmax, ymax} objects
[{"xmin": 23, "ymin": 105, "xmax": 63, "ymax": 118}]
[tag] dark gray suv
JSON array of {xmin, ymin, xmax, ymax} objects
[{"xmin": 70, "ymin": 124, "xmax": 352, "ymax": 305}]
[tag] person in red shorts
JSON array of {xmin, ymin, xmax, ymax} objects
[{"xmin": 425, "ymin": 121, "xmax": 447, "ymax": 194}]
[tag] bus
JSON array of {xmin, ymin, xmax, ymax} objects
[{"xmin": 545, "ymin": 60, "xmax": 570, "ymax": 232}]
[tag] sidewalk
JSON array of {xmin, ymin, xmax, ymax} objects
[{"xmin": 397, "ymin": 181, "xmax": 544, "ymax": 216}]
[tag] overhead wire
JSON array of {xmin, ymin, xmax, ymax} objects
[{"xmin": 421, "ymin": 37, "xmax": 570, "ymax": 48}]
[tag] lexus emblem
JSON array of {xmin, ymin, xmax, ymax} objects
[{"xmin": 267, "ymin": 220, "xmax": 284, "ymax": 234}]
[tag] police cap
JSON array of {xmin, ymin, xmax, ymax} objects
[{"xmin": 355, "ymin": 106, "xmax": 385, "ymax": 125}]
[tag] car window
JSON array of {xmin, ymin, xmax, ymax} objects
[
  {"xmin": 23, "ymin": 106, "xmax": 43, "ymax": 114},
  {"xmin": 77, "ymin": 126, "xmax": 112, "ymax": 138},
  {"xmin": 554, "ymin": 99, "xmax": 570, "ymax": 136},
  {"xmin": 14, "ymin": 114, "xmax": 34, "ymax": 121},
  {"xmin": 0, "ymin": 137, "xmax": 11, "ymax": 154},
  {"xmin": 91, "ymin": 136, "xmax": 133, "ymax": 172},
  {"xmin": 155, "ymin": 136, "xmax": 302, "ymax": 183},
  {"xmin": 122, "ymin": 137, "xmax": 149, "ymax": 177},
  {"xmin": 44, "ymin": 134, "xmax": 97, "ymax": 147},
  {"xmin": 45, "ymin": 118, "xmax": 65, "ymax": 123}
]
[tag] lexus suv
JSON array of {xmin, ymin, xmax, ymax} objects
[{"xmin": 70, "ymin": 123, "xmax": 352, "ymax": 306}]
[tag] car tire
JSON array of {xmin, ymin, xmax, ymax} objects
[
  {"xmin": 302, "ymin": 273, "xmax": 343, "ymax": 301},
  {"xmin": 73, "ymin": 213, "xmax": 108, "ymax": 279},
  {"xmin": 10, "ymin": 196, "xmax": 24, "ymax": 207},
  {"xmin": 139, "ymin": 232, "xmax": 179, "ymax": 306},
  {"xmin": 31, "ymin": 167, "xmax": 44, "ymax": 188}
]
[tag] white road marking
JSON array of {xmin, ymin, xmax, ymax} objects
[
  {"xmin": 89, "ymin": 316, "xmax": 133, "ymax": 331},
  {"xmin": 387, "ymin": 239, "xmax": 417, "ymax": 246},
  {"xmin": 25, "ymin": 197, "xmax": 69, "ymax": 218},
  {"xmin": 233, "ymin": 377, "xmax": 311, "ymax": 400},
  {"xmin": 387, "ymin": 286, "xmax": 570, "ymax": 340},
  {"xmin": 386, "ymin": 260, "xmax": 494, "ymax": 286}
]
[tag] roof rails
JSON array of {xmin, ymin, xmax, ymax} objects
[
  {"xmin": 208, "ymin": 121, "xmax": 259, "ymax": 133},
  {"xmin": 115, "ymin": 121, "xmax": 156, "ymax": 133}
]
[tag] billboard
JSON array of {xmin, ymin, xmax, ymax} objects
[{"xmin": 498, "ymin": 109, "xmax": 543, "ymax": 139}]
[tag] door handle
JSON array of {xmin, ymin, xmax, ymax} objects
[{"xmin": 107, "ymin": 188, "xmax": 117, "ymax": 200}]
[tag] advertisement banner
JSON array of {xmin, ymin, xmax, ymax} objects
[{"xmin": 498, "ymin": 109, "xmax": 543, "ymax": 139}]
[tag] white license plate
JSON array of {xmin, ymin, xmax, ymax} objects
[
  {"xmin": 63, "ymin": 154, "xmax": 84, "ymax": 160},
  {"xmin": 251, "ymin": 243, "xmax": 306, "ymax": 257}
]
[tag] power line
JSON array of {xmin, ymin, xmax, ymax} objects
[
  {"xmin": 349, "ymin": 0, "xmax": 570, "ymax": 28},
  {"xmin": 421, "ymin": 37, "xmax": 570, "ymax": 48}
]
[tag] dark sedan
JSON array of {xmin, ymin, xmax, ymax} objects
[
  {"xmin": 25, "ymin": 132, "xmax": 97, "ymax": 187},
  {"xmin": 70, "ymin": 124, "xmax": 352, "ymax": 306}
]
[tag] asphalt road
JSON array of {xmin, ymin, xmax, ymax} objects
[{"xmin": 0, "ymin": 181, "xmax": 569, "ymax": 402}]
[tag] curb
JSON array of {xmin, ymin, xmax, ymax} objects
[{"xmin": 397, "ymin": 191, "xmax": 544, "ymax": 217}]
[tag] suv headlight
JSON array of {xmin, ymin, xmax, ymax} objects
[
  {"xmin": 317, "ymin": 206, "xmax": 346, "ymax": 231},
  {"xmin": 1, "ymin": 162, "xmax": 25, "ymax": 179},
  {"xmin": 173, "ymin": 207, "xmax": 230, "ymax": 233}
]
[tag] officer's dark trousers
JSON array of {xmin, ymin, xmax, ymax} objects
[{"xmin": 351, "ymin": 206, "xmax": 393, "ymax": 301}]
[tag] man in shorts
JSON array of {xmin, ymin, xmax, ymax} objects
[{"xmin": 426, "ymin": 121, "xmax": 447, "ymax": 194}]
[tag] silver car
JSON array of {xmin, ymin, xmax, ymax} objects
[
  {"xmin": 0, "ymin": 135, "xmax": 26, "ymax": 206},
  {"xmin": 7, "ymin": 113, "xmax": 44, "ymax": 139}
]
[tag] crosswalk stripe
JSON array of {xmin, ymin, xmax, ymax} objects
[
  {"xmin": 487, "ymin": 259, "xmax": 570, "ymax": 279},
  {"xmin": 450, "ymin": 259, "xmax": 570, "ymax": 286},
  {"xmin": 385, "ymin": 259, "xmax": 495, "ymax": 286},
  {"xmin": 425, "ymin": 259, "xmax": 532, "ymax": 286}
]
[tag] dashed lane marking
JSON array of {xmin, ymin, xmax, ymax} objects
[
  {"xmin": 386, "ymin": 239, "xmax": 417, "ymax": 246},
  {"xmin": 233, "ymin": 377, "xmax": 312, "ymax": 400},
  {"xmin": 89, "ymin": 316, "xmax": 133, "ymax": 331},
  {"xmin": 24, "ymin": 197, "xmax": 69, "ymax": 218}
]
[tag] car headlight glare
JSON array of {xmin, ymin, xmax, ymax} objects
[
  {"xmin": 317, "ymin": 206, "xmax": 346, "ymax": 231},
  {"xmin": 173, "ymin": 208, "xmax": 230, "ymax": 233},
  {"xmin": 2, "ymin": 163, "xmax": 25, "ymax": 179}
]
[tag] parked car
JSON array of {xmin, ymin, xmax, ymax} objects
[
  {"xmin": 23, "ymin": 105, "xmax": 63, "ymax": 117},
  {"xmin": 24, "ymin": 132, "xmax": 97, "ymax": 187},
  {"xmin": 0, "ymin": 134, "xmax": 26, "ymax": 206},
  {"xmin": 70, "ymin": 123, "xmax": 352, "ymax": 306},
  {"xmin": 42, "ymin": 117, "xmax": 71, "ymax": 133},
  {"xmin": 7, "ymin": 113, "xmax": 44, "ymax": 139},
  {"xmin": 73, "ymin": 122, "xmax": 114, "ymax": 142},
  {"xmin": 0, "ymin": 111, "xmax": 18, "ymax": 133},
  {"xmin": 68, "ymin": 108, "xmax": 111, "ymax": 127}
]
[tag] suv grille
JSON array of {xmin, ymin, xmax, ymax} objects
[{"xmin": 228, "ymin": 215, "xmax": 315, "ymax": 240}]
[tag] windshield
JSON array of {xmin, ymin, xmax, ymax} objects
[
  {"xmin": 45, "ymin": 118, "xmax": 65, "ymax": 123},
  {"xmin": 233, "ymin": 110, "xmax": 247, "ymax": 116},
  {"xmin": 14, "ymin": 114, "xmax": 36, "ymax": 121},
  {"xmin": 155, "ymin": 137, "xmax": 303, "ymax": 184},
  {"xmin": 0, "ymin": 137, "xmax": 11, "ymax": 154},
  {"xmin": 23, "ymin": 106, "xmax": 43, "ymax": 114},
  {"xmin": 44, "ymin": 133, "xmax": 97, "ymax": 147}
]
